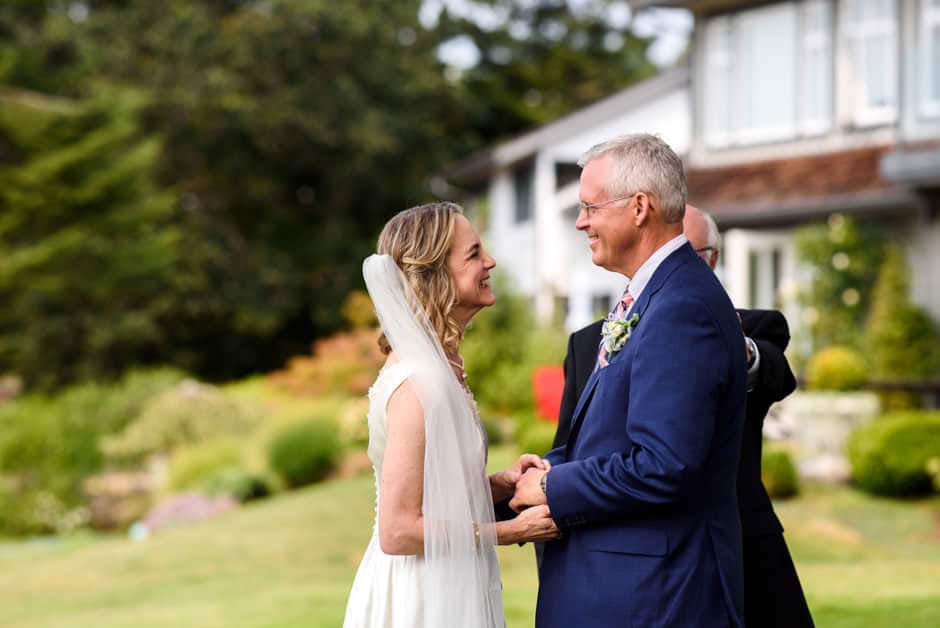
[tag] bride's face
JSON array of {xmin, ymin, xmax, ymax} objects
[{"xmin": 448, "ymin": 215, "xmax": 496, "ymax": 326}]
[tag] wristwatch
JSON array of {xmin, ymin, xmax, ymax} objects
[{"xmin": 540, "ymin": 471, "xmax": 548, "ymax": 497}]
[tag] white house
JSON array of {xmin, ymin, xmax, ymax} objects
[
  {"xmin": 448, "ymin": 68, "xmax": 691, "ymax": 330},
  {"xmin": 449, "ymin": 0, "xmax": 940, "ymax": 345},
  {"xmin": 639, "ymin": 0, "xmax": 940, "ymax": 356}
]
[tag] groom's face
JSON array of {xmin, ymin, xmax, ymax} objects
[{"xmin": 577, "ymin": 156, "xmax": 636, "ymax": 275}]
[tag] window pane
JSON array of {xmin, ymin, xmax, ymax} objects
[
  {"xmin": 843, "ymin": 0, "xmax": 898, "ymax": 123},
  {"xmin": 513, "ymin": 162, "xmax": 533, "ymax": 223},
  {"xmin": 800, "ymin": 0, "xmax": 833, "ymax": 133},
  {"xmin": 933, "ymin": 24, "xmax": 940, "ymax": 101},
  {"xmin": 704, "ymin": 17, "xmax": 732, "ymax": 147},
  {"xmin": 737, "ymin": 3, "xmax": 797, "ymax": 140}
]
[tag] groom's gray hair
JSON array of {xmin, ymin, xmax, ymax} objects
[{"xmin": 578, "ymin": 133, "xmax": 687, "ymax": 223}]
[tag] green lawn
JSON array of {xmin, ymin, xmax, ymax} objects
[{"xmin": 1, "ymin": 447, "xmax": 938, "ymax": 627}]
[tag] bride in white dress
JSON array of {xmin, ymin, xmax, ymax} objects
[{"xmin": 343, "ymin": 202, "xmax": 560, "ymax": 628}]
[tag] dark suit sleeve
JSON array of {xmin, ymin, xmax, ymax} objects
[
  {"xmin": 553, "ymin": 332, "xmax": 579, "ymax": 449},
  {"xmin": 751, "ymin": 338, "xmax": 797, "ymax": 404},
  {"xmin": 546, "ymin": 297, "xmax": 743, "ymax": 525},
  {"xmin": 743, "ymin": 310, "xmax": 797, "ymax": 404}
]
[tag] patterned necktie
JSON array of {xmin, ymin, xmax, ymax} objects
[{"xmin": 596, "ymin": 288, "xmax": 635, "ymax": 369}]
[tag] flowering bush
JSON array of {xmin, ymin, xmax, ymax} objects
[{"xmin": 268, "ymin": 329, "xmax": 385, "ymax": 397}]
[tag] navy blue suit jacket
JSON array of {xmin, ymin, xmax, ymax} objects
[{"xmin": 538, "ymin": 243, "xmax": 748, "ymax": 627}]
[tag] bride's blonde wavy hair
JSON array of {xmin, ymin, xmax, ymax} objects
[{"xmin": 376, "ymin": 202, "xmax": 463, "ymax": 356}]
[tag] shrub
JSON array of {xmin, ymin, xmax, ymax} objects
[
  {"xmin": 865, "ymin": 246, "xmax": 940, "ymax": 410},
  {"xmin": 847, "ymin": 411, "xmax": 940, "ymax": 497},
  {"xmin": 761, "ymin": 448, "xmax": 799, "ymax": 499},
  {"xmin": 267, "ymin": 417, "xmax": 342, "ymax": 488},
  {"xmin": 480, "ymin": 413, "xmax": 507, "ymax": 446},
  {"xmin": 103, "ymin": 380, "xmax": 261, "ymax": 463},
  {"xmin": 805, "ymin": 346, "xmax": 867, "ymax": 391},
  {"xmin": 167, "ymin": 439, "xmax": 244, "ymax": 493},
  {"xmin": 267, "ymin": 329, "xmax": 385, "ymax": 397},
  {"xmin": 515, "ymin": 416, "xmax": 557, "ymax": 457},
  {"xmin": 794, "ymin": 214, "xmax": 885, "ymax": 349},
  {"xmin": 337, "ymin": 397, "xmax": 370, "ymax": 448},
  {"xmin": 0, "ymin": 369, "xmax": 185, "ymax": 535},
  {"xmin": 462, "ymin": 274, "xmax": 567, "ymax": 416},
  {"xmin": 202, "ymin": 467, "xmax": 273, "ymax": 502}
]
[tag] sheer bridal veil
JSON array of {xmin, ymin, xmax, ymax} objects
[{"xmin": 362, "ymin": 254, "xmax": 503, "ymax": 628}]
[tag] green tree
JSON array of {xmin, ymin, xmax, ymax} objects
[
  {"xmin": 795, "ymin": 214, "xmax": 885, "ymax": 350},
  {"xmin": 0, "ymin": 88, "xmax": 180, "ymax": 388},
  {"xmin": 440, "ymin": 0, "xmax": 658, "ymax": 140},
  {"xmin": 865, "ymin": 245, "xmax": 940, "ymax": 408}
]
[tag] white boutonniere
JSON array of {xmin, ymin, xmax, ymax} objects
[{"xmin": 601, "ymin": 312, "xmax": 640, "ymax": 357}]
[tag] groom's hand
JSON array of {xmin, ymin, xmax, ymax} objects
[{"xmin": 509, "ymin": 468, "xmax": 548, "ymax": 512}]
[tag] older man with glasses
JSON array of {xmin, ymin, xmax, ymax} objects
[{"xmin": 551, "ymin": 203, "xmax": 814, "ymax": 628}]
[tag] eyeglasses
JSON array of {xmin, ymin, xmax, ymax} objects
[
  {"xmin": 694, "ymin": 246, "xmax": 717, "ymax": 254},
  {"xmin": 578, "ymin": 193, "xmax": 639, "ymax": 218}
]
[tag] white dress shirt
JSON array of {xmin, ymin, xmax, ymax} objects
[{"xmin": 623, "ymin": 233, "xmax": 688, "ymax": 317}]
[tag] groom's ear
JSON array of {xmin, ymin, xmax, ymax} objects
[{"xmin": 633, "ymin": 192, "xmax": 653, "ymax": 226}]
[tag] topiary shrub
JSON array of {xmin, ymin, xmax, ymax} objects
[
  {"xmin": 267, "ymin": 417, "xmax": 342, "ymax": 488},
  {"xmin": 805, "ymin": 346, "xmax": 867, "ymax": 391},
  {"xmin": 847, "ymin": 411, "xmax": 940, "ymax": 497},
  {"xmin": 761, "ymin": 448, "xmax": 799, "ymax": 499},
  {"xmin": 865, "ymin": 245, "xmax": 940, "ymax": 410}
]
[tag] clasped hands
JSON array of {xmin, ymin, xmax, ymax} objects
[{"xmin": 490, "ymin": 454, "xmax": 559, "ymax": 544}]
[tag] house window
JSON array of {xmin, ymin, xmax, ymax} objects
[
  {"xmin": 555, "ymin": 162, "xmax": 581, "ymax": 190},
  {"xmin": 800, "ymin": 0, "xmax": 834, "ymax": 134},
  {"xmin": 919, "ymin": 0, "xmax": 940, "ymax": 117},
  {"xmin": 703, "ymin": 1, "xmax": 832, "ymax": 148},
  {"xmin": 513, "ymin": 162, "xmax": 534, "ymax": 224},
  {"xmin": 703, "ymin": 16, "xmax": 733, "ymax": 148},
  {"xmin": 841, "ymin": 0, "xmax": 898, "ymax": 126}
]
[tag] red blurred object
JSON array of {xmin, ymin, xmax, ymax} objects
[{"xmin": 533, "ymin": 365, "xmax": 565, "ymax": 423}]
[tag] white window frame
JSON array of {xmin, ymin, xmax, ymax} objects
[
  {"xmin": 840, "ymin": 0, "xmax": 899, "ymax": 127},
  {"xmin": 703, "ymin": 16, "xmax": 734, "ymax": 148},
  {"xmin": 702, "ymin": 1, "xmax": 835, "ymax": 148},
  {"xmin": 799, "ymin": 0, "xmax": 835, "ymax": 135},
  {"xmin": 919, "ymin": 0, "xmax": 940, "ymax": 118}
]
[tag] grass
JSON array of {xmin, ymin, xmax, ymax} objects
[{"xmin": 0, "ymin": 447, "xmax": 938, "ymax": 627}]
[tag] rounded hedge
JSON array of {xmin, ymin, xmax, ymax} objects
[
  {"xmin": 847, "ymin": 411, "xmax": 940, "ymax": 497},
  {"xmin": 805, "ymin": 346, "xmax": 868, "ymax": 391},
  {"xmin": 761, "ymin": 448, "xmax": 799, "ymax": 499},
  {"xmin": 267, "ymin": 418, "xmax": 341, "ymax": 488}
]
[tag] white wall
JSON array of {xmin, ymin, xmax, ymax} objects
[{"xmin": 904, "ymin": 212, "xmax": 940, "ymax": 323}]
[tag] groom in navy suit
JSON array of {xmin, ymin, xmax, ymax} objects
[{"xmin": 511, "ymin": 134, "xmax": 747, "ymax": 627}]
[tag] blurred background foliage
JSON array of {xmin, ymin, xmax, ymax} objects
[{"xmin": 0, "ymin": 0, "xmax": 654, "ymax": 390}]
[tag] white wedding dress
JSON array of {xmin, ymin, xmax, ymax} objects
[
  {"xmin": 343, "ymin": 361, "xmax": 425, "ymax": 627},
  {"xmin": 344, "ymin": 254, "xmax": 504, "ymax": 628}
]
